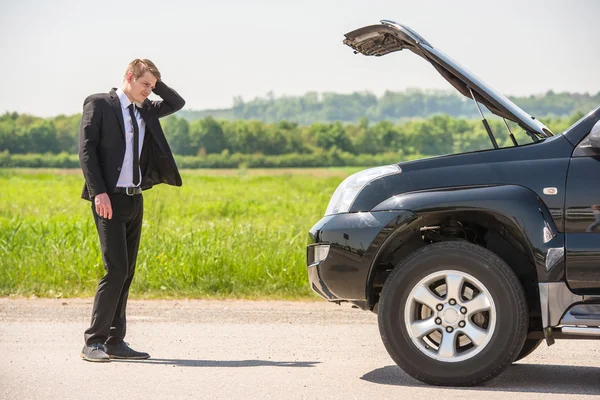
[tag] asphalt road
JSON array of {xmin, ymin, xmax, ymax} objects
[{"xmin": 0, "ymin": 298, "xmax": 599, "ymax": 399}]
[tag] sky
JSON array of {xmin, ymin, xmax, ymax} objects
[{"xmin": 1, "ymin": 0, "xmax": 599, "ymax": 117}]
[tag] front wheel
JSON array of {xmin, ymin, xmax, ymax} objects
[
  {"xmin": 514, "ymin": 338, "xmax": 543, "ymax": 362},
  {"xmin": 378, "ymin": 241, "xmax": 528, "ymax": 386}
]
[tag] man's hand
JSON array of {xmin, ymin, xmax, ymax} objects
[{"xmin": 94, "ymin": 193, "xmax": 112, "ymax": 219}]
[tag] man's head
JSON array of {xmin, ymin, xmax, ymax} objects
[{"xmin": 122, "ymin": 59, "xmax": 161, "ymax": 104}]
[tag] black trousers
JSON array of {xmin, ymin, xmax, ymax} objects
[{"xmin": 84, "ymin": 193, "xmax": 144, "ymax": 345}]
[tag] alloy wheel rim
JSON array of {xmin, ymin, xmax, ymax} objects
[{"xmin": 403, "ymin": 269, "xmax": 497, "ymax": 362}]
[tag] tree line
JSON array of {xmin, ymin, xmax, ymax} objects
[
  {"xmin": 0, "ymin": 111, "xmax": 587, "ymax": 162},
  {"xmin": 179, "ymin": 90, "xmax": 600, "ymax": 124}
]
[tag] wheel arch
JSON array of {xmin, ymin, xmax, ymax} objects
[{"xmin": 366, "ymin": 185, "xmax": 563, "ymax": 327}]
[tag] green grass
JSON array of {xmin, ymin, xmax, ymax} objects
[{"xmin": 0, "ymin": 168, "xmax": 360, "ymax": 299}]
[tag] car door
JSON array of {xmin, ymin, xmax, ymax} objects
[{"xmin": 564, "ymin": 120, "xmax": 600, "ymax": 294}]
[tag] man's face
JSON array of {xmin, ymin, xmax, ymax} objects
[{"xmin": 127, "ymin": 71, "xmax": 157, "ymax": 103}]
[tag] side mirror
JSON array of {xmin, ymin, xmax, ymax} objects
[
  {"xmin": 589, "ymin": 135, "xmax": 600, "ymax": 149},
  {"xmin": 573, "ymin": 136, "xmax": 600, "ymax": 157},
  {"xmin": 589, "ymin": 120, "xmax": 600, "ymax": 148}
]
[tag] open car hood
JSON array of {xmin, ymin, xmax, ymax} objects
[{"xmin": 343, "ymin": 20, "xmax": 553, "ymax": 139}]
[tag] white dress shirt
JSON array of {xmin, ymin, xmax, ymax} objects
[{"xmin": 115, "ymin": 88, "xmax": 146, "ymax": 187}]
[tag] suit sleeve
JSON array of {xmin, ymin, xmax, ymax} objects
[
  {"xmin": 150, "ymin": 80, "xmax": 186, "ymax": 118},
  {"xmin": 78, "ymin": 96, "xmax": 107, "ymax": 197}
]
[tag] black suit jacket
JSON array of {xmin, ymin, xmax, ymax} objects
[{"xmin": 78, "ymin": 80, "xmax": 185, "ymax": 201}]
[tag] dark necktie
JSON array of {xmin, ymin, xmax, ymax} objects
[{"xmin": 127, "ymin": 104, "xmax": 140, "ymax": 186}]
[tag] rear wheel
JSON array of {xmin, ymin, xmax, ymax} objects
[{"xmin": 378, "ymin": 241, "xmax": 528, "ymax": 386}]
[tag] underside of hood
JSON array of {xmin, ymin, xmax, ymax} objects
[{"xmin": 343, "ymin": 20, "xmax": 553, "ymax": 140}]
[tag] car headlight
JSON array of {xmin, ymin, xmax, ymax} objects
[{"xmin": 324, "ymin": 165, "xmax": 402, "ymax": 216}]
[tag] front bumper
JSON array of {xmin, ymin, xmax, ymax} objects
[{"xmin": 306, "ymin": 210, "xmax": 417, "ymax": 302}]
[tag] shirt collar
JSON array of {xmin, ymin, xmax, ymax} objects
[{"xmin": 116, "ymin": 88, "xmax": 132, "ymax": 110}]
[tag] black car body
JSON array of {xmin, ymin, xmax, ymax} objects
[{"xmin": 307, "ymin": 20, "xmax": 600, "ymax": 386}]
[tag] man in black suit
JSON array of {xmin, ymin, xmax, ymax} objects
[{"xmin": 78, "ymin": 59, "xmax": 184, "ymax": 362}]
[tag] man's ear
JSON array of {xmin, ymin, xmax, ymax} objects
[{"xmin": 126, "ymin": 72, "xmax": 134, "ymax": 83}]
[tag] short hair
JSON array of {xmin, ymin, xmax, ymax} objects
[{"xmin": 125, "ymin": 59, "xmax": 161, "ymax": 82}]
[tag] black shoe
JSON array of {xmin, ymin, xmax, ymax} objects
[
  {"xmin": 81, "ymin": 343, "xmax": 111, "ymax": 362},
  {"xmin": 105, "ymin": 341, "xmax": 150, "ymax": 359}
]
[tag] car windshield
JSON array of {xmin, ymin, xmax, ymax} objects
[{"xmin": 474, "ymin": 103, "xmax": 544, "ymax": 150}]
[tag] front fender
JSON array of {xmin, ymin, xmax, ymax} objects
[{"xmin": 371, "ymin": 185, "xmax": 565, "ymax": 284}]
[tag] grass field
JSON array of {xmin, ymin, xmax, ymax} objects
[{"xmin": 0, "ymin": 168, "xmax": 361, "ymax": 299}]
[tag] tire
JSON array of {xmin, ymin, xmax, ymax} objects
[
  {"xmin": 514, "ymin": 338, "xmax": 543, "ymax": 362},
  {"xmin": 377, "ymin": 241, "xmax": 528, "ymax": 386}
]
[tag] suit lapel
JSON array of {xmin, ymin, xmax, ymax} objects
[{"xmin": 109, "ymin": 88, "xmax": 126, "ymax": 139}]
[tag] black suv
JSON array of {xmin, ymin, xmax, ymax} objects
[{"xmin": 306, "ymin": 20, "xmax": 600, "ymax": 387}]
